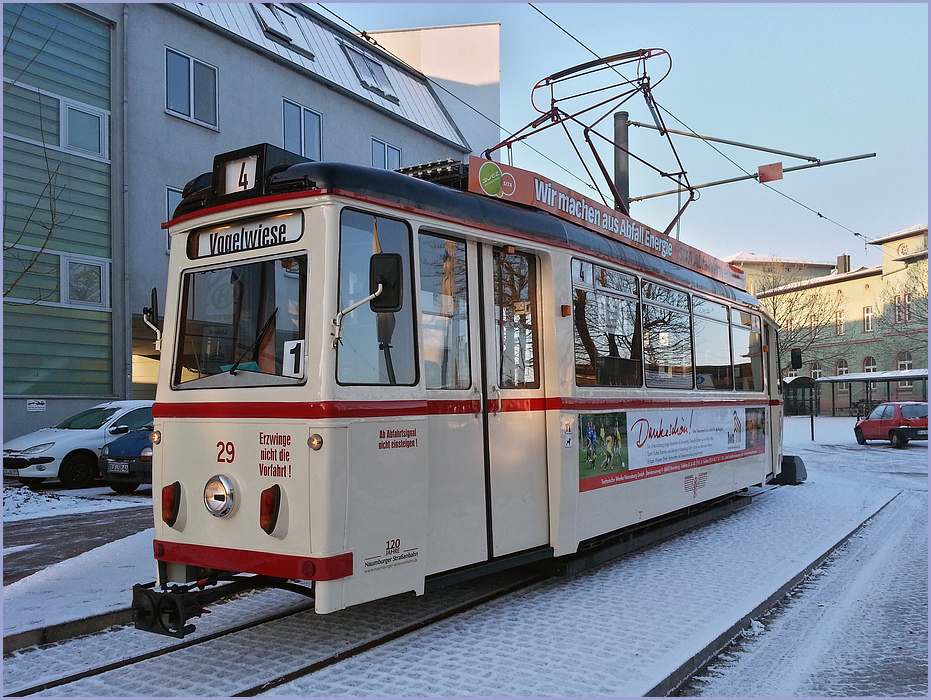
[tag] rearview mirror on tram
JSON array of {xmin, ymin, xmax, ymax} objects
[
  {"xmin": 142, "ymin": 287, "xmax": 162, "ymax": 352},
  {"xmin": 369, "ymin": 253, "xmax": 403, "ymax": 313}
]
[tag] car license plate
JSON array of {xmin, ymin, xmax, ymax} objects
[
  {"xmin": 3, "ymin": 468, "xmax": 19, "ymax": 477},
  {"xmin": 107, "ymin": 461, "xmax": 131, "ymax": 474}
]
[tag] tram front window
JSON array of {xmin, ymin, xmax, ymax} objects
[{"xmin": 173, "ymin": 255, "xmax": 307, "ymax": 388}]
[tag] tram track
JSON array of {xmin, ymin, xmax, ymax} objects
[
  {"xmin": 5, "ymin": 597, "xmax": 317, "ymax": 697},
  {"xmin": 4, "ymin": 487, "xmax": 773, "ymax": 696},
  {"xmin": 3, "ymin": 569, "xmax": 548, "ymax": 697}
]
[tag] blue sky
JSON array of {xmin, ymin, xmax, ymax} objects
[{"xmin": 321, "ymin": 2, "xmax": 927, "ymax": 269}]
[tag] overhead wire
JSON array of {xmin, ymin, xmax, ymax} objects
[
  {"xmin": 315, "ymin": 3, "xmax": 597, "ymax": 191},
  {"xmin": 319, "ymin": 2, "xmax": 871, "ymax": 243},
  {"xmin": 527, "ymin": 3, "xmax": 873, "ymax": 243}
]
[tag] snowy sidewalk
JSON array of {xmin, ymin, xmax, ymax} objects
[
  {"xmin": 2, "ymin": 416, "xmax": 921, "ymax": 696},
  {"xmin": 261, "ymin": 468, "xmax": 900, "ymax": 696}
]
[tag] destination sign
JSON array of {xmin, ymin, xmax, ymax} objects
[{"xmin": 191, "ymin": 211, "xmax": 303, "ymax": 259}]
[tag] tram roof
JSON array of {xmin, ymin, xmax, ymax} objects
[
  {"xmin": 284, "ymin": 162, "xmax": 760, "ymax": 308},
  {"xmin": 174, "ymin": 156, "xmax": 761, "ymax": 310}
]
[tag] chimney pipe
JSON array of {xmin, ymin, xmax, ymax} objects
[
  {"xmin": 836, "ymin": 254, "xmax": 850, "ymax": 274},
  {"xmin": 614, "ymin": 111, "xmax": 629, "ymax": 213}
]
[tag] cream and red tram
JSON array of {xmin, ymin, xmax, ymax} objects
[{"xmin": 135, "ymin": 143, "xmax": 785, "ymax": 636}]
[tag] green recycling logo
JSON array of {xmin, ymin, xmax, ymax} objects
[{"xmin": 478, "ymin": 161, "xmax": 516, "ymax": 198}]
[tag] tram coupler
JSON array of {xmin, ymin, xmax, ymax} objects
[{"xmin": 132, "ymin": 575, "xmax": 314, "ymax": 638}]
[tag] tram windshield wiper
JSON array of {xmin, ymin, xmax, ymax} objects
[{"xmin": 229, "ymin": 307, "xmax": 278, "ymax": 375}]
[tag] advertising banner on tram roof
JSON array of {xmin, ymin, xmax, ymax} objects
[{"xmin": 468, "ymin": 156, "xmax": 746, "ymax": 289}]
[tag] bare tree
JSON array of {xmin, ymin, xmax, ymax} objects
[
  {"xmin": 873, "ymin": 258, "xmax": 929, "ymax": 357},
  {"xmin": 752, "ymin": 263, "xmax": 845, "ymax": 374},
  {"xmin": 3, "ymin": 4, "xmax": 70, "ymax": 302}
]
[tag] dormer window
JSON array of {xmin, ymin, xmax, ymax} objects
[
  {"xmin": 253, "ymin": 4, "xmax": 315, "ymax": 60},
  {"xmin": 343, "ymin": 43, "xmax": 398, "ymax": 103}
]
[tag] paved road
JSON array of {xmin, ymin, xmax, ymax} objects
[{"xmin": 4, "ymin": 506, "xmax": 154, "ymax": 586}]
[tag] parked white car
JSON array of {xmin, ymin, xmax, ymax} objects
[{"xmin": 3, "ymin": 400, "xmax": 154, "ymax": 489}]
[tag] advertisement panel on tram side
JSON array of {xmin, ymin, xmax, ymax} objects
[{"xmin": 577, "ymin": 406, "xmax": 767, "ymax": 492}]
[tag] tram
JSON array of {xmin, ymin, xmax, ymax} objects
[{"xmin": 133, "ymin": 142, "xmax": 787, "ymax": 637}]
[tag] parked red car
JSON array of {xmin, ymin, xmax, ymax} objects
[{"xmin": 854, "ymin": 402, "xmax": 928, "ymax": 448}]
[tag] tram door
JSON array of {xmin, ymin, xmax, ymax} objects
[{"xmin": 479, "ymin": 245, "xmax": 550, "ymax": 557}]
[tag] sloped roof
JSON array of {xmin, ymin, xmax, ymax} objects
[
  {"xmin": 722, "ymin": 251, "xmax": 834, "ymax": 268},
  {"xmin": 867, "ymin": 224, "xmax": 928, "ymax": 247},
  {"xmin": 167, "ymin": 3, "xmax": 469, "ymax": 152}
]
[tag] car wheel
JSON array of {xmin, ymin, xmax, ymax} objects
[
  {"xmin": 107, "ymin": 481, "xmax": 140, "ymax": 495},
  {"xmin": 890, "ymin": 431, "xmax": 909, "ymax": 449},
  {"xmin": 58, "ymin": 453, "xmax": 97, "ymax": 488},
  {"xmin": 17, "ymin": 477, "xmax": 45, "ymax": 488},
  {"xmin": 854, "ymin": 427, "xmax": 866, "ymax": 445}
]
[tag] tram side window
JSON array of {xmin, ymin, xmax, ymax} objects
[
  {"xmin": 337, "ymin": 210, "xmax": 417, "ymax": 386},
  {"xmin": 692, "ymin": 297, "xmax": 733, "ymax": 390},
  {"xmin": 642, "ymin": 281, "xmax": 693, "ymax": 389},
  {"xmin": 419, "ymin": 233, "xmax": 470, "ymax": 389},
  {"xmin": 494, "ymin": 248, "xmax": 539, "ymax": 389},
  {"xmin": 173, "ymin": 255, "xmax": 307, "ymax": 387},
  {"xmin": 732, "ymin": 309, "xmax": 765, "ymax": 392},
  {"xmin": 572, "ymin": 259, "xmax": 642, "ymax": 387}
]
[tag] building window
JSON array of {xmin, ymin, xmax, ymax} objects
[
  {"xmin": 4, "ymin": 81, "xmax": 110, "ymax": 161},
  {"xmin": 372, "ymin": 138, "xmax": 401, "ymax": 170},
  {"xmin": 62, "ymin": 255, "xmax": 108, "ymax": 307},
  {"xmin": 64, "ymin": 104, "xmax": 106, "ymax": 156},
  {"xmin": 863, "ymin": 306, "xmax": 874, "ymax": 332},
  {"xmin": 252, "ymin": 4, "xmax": 315, "ymax": 60},
  {"xmin": 834, "ymin": 309, "xmax": 845, "ymax": 336},
  {"xmin": 836, "ymin": 358, "xmax": 849, "ymax": 392},
  {"xmin": 166, "ymin": 187, "xmax": 183, "ymax": 253},
  {"xmin": 898, "ymin": 351, "xmax": 914, "ymax": 389},
  {"xmin": 282, "ymin": 99, "xmax": 322, "ymax": 160},
  {"xmin": 810, "ymin": 362, "xmax": 822, "ymax": 380},
  {"xmin": 343, "ymin": 44, "xmax": 398, "ymax": 102},
  {"xmin": 894, "ymin": 294, "xmax": 912, "ymax": 323},
  {"xmin": 863, "ymin": 355, "xmax": 877, "ymax": 394},
  {"xmin": 166, "ymin": 48, "xmax": 218, "ymax": 128}
]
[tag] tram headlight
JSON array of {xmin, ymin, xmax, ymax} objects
[{"xmin": 204, "ymin": 474, "xmax": 236, "ymax": 517}]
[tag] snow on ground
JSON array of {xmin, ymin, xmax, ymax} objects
[
  {"xmin": 3, "ymin": 530, "xmax": 156, "ymax": 635},
  {"xmin": 3, "ymin": 484, "xmax": 149, "ymax": 522},
  {"xmin": 2, "ymin": 415, "xmax": 926, "ymax": 696}
]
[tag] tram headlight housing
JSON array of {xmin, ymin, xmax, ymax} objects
[{"xmin": 204, "ymin": 474, "xmax": 236, "ymax": 517}]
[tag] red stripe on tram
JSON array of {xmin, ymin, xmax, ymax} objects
[
  {"xmin": 154, "ymin": 396, "xmax": 774, "ymax": 420},
  {"xmin": 154, "ymin": 540, "xmax": 352, "ymax": 581}
]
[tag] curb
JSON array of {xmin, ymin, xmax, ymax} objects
[
  {"xmin": 4, "ymin": 608, "xmax": 133, "ymax": 655},
  {"xmin": 647, "ymin": 489, "xmax": 902, "ymax": 697}
]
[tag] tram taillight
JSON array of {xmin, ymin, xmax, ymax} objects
[
  {"xmin": 259, "ymin": 485, "xmax": 281, "ymax": 535},
  {"xmin": 162, "ymin": 481, "xmax": 181, "ymax": 527}
]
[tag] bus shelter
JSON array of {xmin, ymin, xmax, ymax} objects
[
  {"xmin": 815, "ymin": 368, "xmax": 928, "ymax": 418},
  {"xmin": 782, "ymin": 376, "xmax": 818, "ymax": 416}
]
